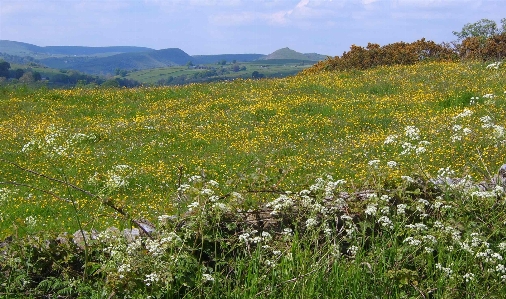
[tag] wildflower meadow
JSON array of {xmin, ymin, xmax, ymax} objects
[{"xmin": 1, "ymin": 60, "xmax": 506, "ymax": 298}]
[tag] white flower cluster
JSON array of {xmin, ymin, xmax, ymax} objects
[
  {"xmin": 145, "ymin": 232, "xmax": 182, "ymax": 256},
  {"xmin": 475, "ymin": 248, "xmax": 503, "ymax": 264},
  {"xmin": 400, "ymin": 140, "xmax": 430, "ymax": 156},
  {"xmin": 347, "ymin": 245, "xmax": 359, "ymax": 258},
  {"xmin": 177, "ymin": 184, "xmax": 191, "ymax": 192},
  {"xmin": 396, "ymin": 203, "xmax": 408, "ymax": 216},
  {"xmin": 308, "ymin": 175, "xmax": 346, "ymax": 198},
  {"xmin": 404, "ymin": 126, "xmax": 420, "ymax": 140},
  {"xmin": 471, "ymin": 185, "xmax": 504, "ymax": 199},
  {"xmin": 368, "ymin": 159, "xmax": 381, "ymax": 168},
  {"xmin": 386, "ymin": 161, "xmax": 397, "ymax": 168},
  {"xmin": 435, "ymin": 263, "xmax": 453, "ymax": 277},
  {"xmin": 0, "ymin": 188, "xmax": 13, "ymax": 203},
  {"xmin": 88, "ymin": 164, "xmax": 135, "ymax": 191},
  {"xmin": 305, "ymin": 217, "xmax": 319, "ymax": 229},
  {"xmin": 202, "ymin": 273, "xmax": 215, "ymax": 282},
  {"xmin": 117, "ymin": 263, "xmax": 131, "ymax": 278},
  {"xmin": 21, "ymin": 125, "xmax": 98, "ymax": 158},
  {"xmin": 401, "ymin": 175, "xmax": 415, "ymax": 183},
  {"xmin": 25, "ymin": 215, "xmax": 37, "ymax": 227},
  {"xmin": 212, "ymin": 202, "xmax": 230, "ymax": 213},
  {"xmin": 384, "ymin": 134, "xmax": 398, "ymax": 144},
  {"xmin": 480, "ymin": 115, "xmax": 505, "ymax": 140},
  {"xmin": 463, "ymin": 272, "xmax": 475, "ymax": 283},
  {"xmin": 377, "ymin": 216, "xmax": 393, "ymax": 229},
  {"xmin": 450, "ymin": 118, "xmax": 473, "ymax": 142},
  {"xmin": 187, "ymin": 201, "xmax": 199, "ymax": 212},
  {"xmin": 106, "ymin": 165, "xmax": 134, "ymax": 189},
  {"xmin": 266, "ymin": 194, "xmax": 295, "ymax": 215},
  {"xmin": 384, "ymin": 126, "xmax": 431, "ymax": 156},
  {"xmin": 405, "ymin": 223, "xmax": 428, "ymax": 231},
  {"xmin": 366, "ymin": 159, "xmax": 398, "ymax": 170},
  {"xmin": 403, "ymin": 236, "xmax": 422, "ymax": 246},
  {"xmin": 144, "ymin": 272, "xmax": 160, "ymax": 286},
  {"xmin": 453, "ymin": 108, "xmax": 473, "ymax": 120},
  {"xmin": 238, "ymin": 230, "xmax": 273, "ymax": 245},
  {"xmin": 364, "ymin": 203, "xmax": 377, "ymax": 216},
  {"xmin": 486, "ymin": 61, "xmax": 502, "ymax": 69},
  {"xmin": 266, "ymin": 176, "xmax": 347, "ymax": 222},
  {"xmin": 341, "ymin": 215, "xmax": 358, "ymax": 238}
]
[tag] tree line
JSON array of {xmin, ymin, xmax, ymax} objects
[
  {"xmin": 0, "ymin": 61, "xmax": 42, "ymax": 83},
  {"xmin": 0, "ymin": 61, "xmax": 141, "ymax": 88}
]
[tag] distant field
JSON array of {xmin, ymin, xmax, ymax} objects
[
  {"xmin": 125, "ymin": 61, "xmax": 312, "ymax": 84},
  {"xmin": 1, "ymin": 61, "xmax": 505, "ymax": 237}
]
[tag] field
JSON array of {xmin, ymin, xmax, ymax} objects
[
  {"xmin": 125, "ymin": 61, "xmax": 312, "ymax": 84},
  {"xmin": 1, "ymin": 61, "xmax": 506, "ymax": 298}
]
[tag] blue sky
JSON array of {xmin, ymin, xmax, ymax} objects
[{"xmin": 0, "ymin": 0, "xmax": 504, "ymax": 56}]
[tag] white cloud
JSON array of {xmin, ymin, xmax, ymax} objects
[{"xmin": 210, "ymin": 0, "xmax": 338, "ymax": 26}]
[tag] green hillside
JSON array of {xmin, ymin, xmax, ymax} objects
[
  {"xmin": 125, "ymin": 61, "xmax": 311, "ymax": 85},
  {"xmin": 192, "ymin": 54, "xmax": 265, "ymax": 64}
]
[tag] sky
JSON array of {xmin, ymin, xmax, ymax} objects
[{"xmin": 0, "ymin": 0, "xmax": 505, "ymax": 56}]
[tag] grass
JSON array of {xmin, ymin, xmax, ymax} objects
[
  {"xmin": 1, "ymin": 61, "xmax": 505, "ymax": 234},
  {"xmin": 1, "ymin": 60, "xmax": 506, "ymax": 298}
]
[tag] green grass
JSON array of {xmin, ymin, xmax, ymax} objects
[{"xmin": 1, "ymin": 61, "xmax": 506, "ymax": 298}]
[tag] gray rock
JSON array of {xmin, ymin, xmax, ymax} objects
[
  {"xmin": 122, "ymin": 228, "xmax": 141, "ymax": 243},
  {"xmin": 72, "ymin": 229, "xmax": 98, "ymax": 250}
]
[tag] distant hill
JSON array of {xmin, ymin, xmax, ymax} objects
[
  {"xmin": 40, "ymin": 51, "xmax": 269, "ymax": 75},
  {"xmin": 40, "ymin": 48, "xmax": 194, "ymax": 75},
  {"xmin": 192, "ymin": 54, "xmax": 265, "ymax": 64},
  {"xmin": 0, "ymin": 40, "xmax": 327, "ymax": 76},
  {"xmin": 0, "ymin": 40, "xmax": 152, "ymax": 57},
  {"xmin": 262, "ymin": 47, "xmax": 327, "ymax": 61}
]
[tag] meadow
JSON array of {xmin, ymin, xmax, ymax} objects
[
  {"xmin": 125, "ymin": 61, "xmax": 310, "ymax": 85},
  {"xmin": 1, "ymin": 60, "xmax": 506, "ymax": 298}
]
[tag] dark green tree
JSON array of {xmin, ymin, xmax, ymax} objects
[
  {"xmin": 0, "ymin": 60, "xmax": 10, "ymax": 78},
  {"xmin": 252, "ymin": 71, "xmax": 264, "ymax": 79},
  {"xmin": 33, "ymin": 71, "xmax": 42, "ymax": 81},
  {"xmin": 12, "ymin": 69, "xmax": 25, "ymax": 79},
  {"xmin": 52, "ymin": 73, "xmax": 70, "ymax": 84},
  {"xmin": 101, "ymin": 79, "xmax": 120, "ymax": 88}
]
